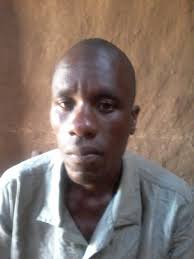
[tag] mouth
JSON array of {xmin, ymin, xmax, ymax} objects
[
  {"xmin": 65, "ymin": 146, "xmax": 103, "ymax": 164},
  {"xmin": 66, "ymin": 146, "xmax": 103, "ymax": 156}
]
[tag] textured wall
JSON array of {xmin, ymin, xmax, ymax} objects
[{"xmin": 0, "ymin": 0, "xmax": 193, "ymax": 183}]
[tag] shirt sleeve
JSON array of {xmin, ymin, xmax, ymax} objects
[
  {"xmin": 168, "ymin": 197, "xmax": 194, "ymax": 259},
  {"xmin": 0, "ymin": 179, "xmax": 12, "ymax": 259}
]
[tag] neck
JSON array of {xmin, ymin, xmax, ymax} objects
[
  {"xmin": 64, "ymin": 167, "xmax": 122, "ymax": 199},
  {"xmin": 68, "ymin": 173, "xmax": 121, "ymax": 197},
  {"xmin": 64, "ymin": 169, "xmax": 122, "ymax": 242}
]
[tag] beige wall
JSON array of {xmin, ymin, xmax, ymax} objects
[{"xmin": 0, "ymin": 0, "xmax": 193, "ymax": 183}]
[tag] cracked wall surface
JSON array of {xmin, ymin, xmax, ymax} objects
[{"xmin": 0, "ymin": 0, "xmax": 193, "ymax": 183}]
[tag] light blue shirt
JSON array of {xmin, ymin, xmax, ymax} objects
[{"xmin": 0, "ymin": 149, "xmax": 193, "ymax": 258}]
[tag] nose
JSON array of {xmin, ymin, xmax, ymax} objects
[{"xmin": 69, "ymin": 104, "xmax": 97, "ymax": 139}]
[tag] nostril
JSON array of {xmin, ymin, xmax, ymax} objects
[
  {"xmin": 69, "ymin": 130, "xmax": 76, "ymax": 136},
  {"xmin": 84, "ymin": 131, "xmax": 95, "ymax": 139}
]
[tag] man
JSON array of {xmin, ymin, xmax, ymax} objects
[{"xmin": 0, "ymin": 38, "xmax": 193, "ymax": 259}]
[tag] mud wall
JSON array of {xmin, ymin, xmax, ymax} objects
[{"xmin": 0, "ymin": 0, "xmax": 193, "ymax": 183}]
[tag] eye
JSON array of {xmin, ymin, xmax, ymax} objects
[
  {"xmin": 56, "ymin": 97, "xmax": 74, "ymax": 111},
  {"xmin": 98, "ymin": 99, "xmax": 116, "ymax": 113}
]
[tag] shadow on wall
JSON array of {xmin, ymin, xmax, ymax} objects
[{"xmin": 0, "ymin": 1, "xmax": 25, "ymax": 173}]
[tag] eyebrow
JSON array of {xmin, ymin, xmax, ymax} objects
[
  {"xmin": 95, "ymin": 91, "xmax": 119, "ymax": 100},
  {"xmin": 53, "ymin": 86, "xmax": 76, "ymax": 97},
  {"xmin": 91, "ymin": 87, "xmax": 121, "ymax": 103}
]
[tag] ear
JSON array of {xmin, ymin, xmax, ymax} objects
[{"xmin": 129, "ymin": 105, "xmax": 140, "ymax": 135}]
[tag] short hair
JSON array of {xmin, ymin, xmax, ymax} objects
[{"xmin": 54, "ymin": 38, "xmax": 136, "ymax": 104}]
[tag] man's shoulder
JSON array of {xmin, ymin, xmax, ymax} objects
[
  {"xmin": 124, "ymin": 151, "xmax": 192, "ymax": 203},
  {"xmin": 0, "ymin": 149, "xmax": 58, "ymax": 188}
]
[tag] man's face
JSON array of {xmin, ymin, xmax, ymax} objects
[{"xmin": 50, "ymin": 50, "xmax": 135, "ymax": 186}]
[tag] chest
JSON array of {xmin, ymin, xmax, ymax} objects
[{"xmin": 66, "ymin": 197, "xmax": 109, "ymax": 241}]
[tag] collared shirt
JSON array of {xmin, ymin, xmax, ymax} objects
[{"xmin": 0, "ymin": 149, "xmax": 193, "ymax": 259}]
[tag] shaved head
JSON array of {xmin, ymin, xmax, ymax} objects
[{"xmin": 53, "ymin": 38, "xmax": 136, "ymax": 105}]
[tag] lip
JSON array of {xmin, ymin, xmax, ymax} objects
[
  {"xmin": 67, "ymin": 153, "xmax": 100, "ymax": 163},
  {"xmin": 66, "ymin": 146, "xmax": 103, "ymax": 156}
]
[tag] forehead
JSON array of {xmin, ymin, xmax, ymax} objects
[{"xmin": 52, "ymin": 53, "xmax": 130, "ymax": 99}]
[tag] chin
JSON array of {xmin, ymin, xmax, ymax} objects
[{"xmin": 65, "ymin": 165, "xmax": 103, "ymax": 186}]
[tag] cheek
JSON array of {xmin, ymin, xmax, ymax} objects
[
  {"xmin": 50, "ymin": 106, "xmax": 72, "ymax": 149},
  {"xmin": 102, "ymin": 113, "xmax": 130, "ymax": 145},
  {"xmin": 50, "ymin": 106, "xmax": 65, "ymax": 132},
  {"xmin": 101, "ymin": 115, "xmax": 129, "ymax": 166}
]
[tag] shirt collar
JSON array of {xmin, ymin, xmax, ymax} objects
[
  {"xmin": 36, "ymin": 149, "xmax": 65, "ymax": 227},
  {"xmin": 112, "ymin": 151, "xmax": 142, "ymax": 227},
  {"xmin": 82, "ymin": 152, "xmax": 142, "ymax": 258},
  {"xmin": 36, "ymin": 149, "xmax": 88, "ymax": 245}
]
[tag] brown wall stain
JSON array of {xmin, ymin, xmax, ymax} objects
[{"xmin": 0, "ymin": 0, "xmax": 193, "ymax": 183}]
